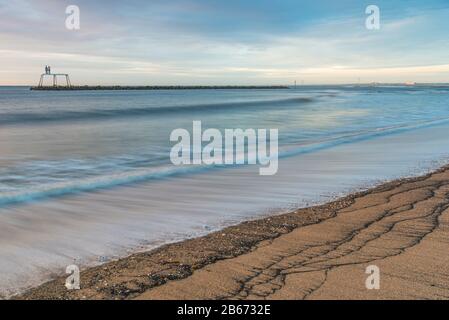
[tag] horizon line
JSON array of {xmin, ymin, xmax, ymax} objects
[{"xmin": 2, "ymin": 82, "xmax": 449, "ymax": 87}]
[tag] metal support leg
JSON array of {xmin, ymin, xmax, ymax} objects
[{"xmin": 36, "ymin": 72, "xmax": 73, "ymax": 88}]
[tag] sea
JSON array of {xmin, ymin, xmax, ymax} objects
[{"xmin": 0, "ymin": 84, "xmax": 448, "ymax": 297}]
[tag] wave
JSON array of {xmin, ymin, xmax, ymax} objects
[
  {"xmin": 280, "ymin": 117, "xmax": 449, "ymax": 158},
  {"xmin": 1, "ymin": 116, "xmax": 449, "ymax": 207},
  {"xmin": 0, "ymin": 97, "xmax": 314, "ymax": 125},
  {"xmin": 0, "ymin": 165, "xmax": 209, "ymax": 206}
]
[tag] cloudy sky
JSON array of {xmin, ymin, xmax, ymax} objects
[{"xmin": 1, "ymin": 0, "xmax": 449, "ymax": 85}]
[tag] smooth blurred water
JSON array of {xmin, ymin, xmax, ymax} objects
[
  {"xmin": 0, "ymin": 85, "xmax": 448, "ymax": 204},
  {"xmin": 1, "ymin": 85, "xmax": 449, "ymax": 297}
]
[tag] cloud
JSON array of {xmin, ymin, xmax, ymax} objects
[{"xmin": 1, "ymin": 0, "xmax": 448, "ymax": 84}]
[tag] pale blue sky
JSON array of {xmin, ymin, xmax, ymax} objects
[{"xmin": 1, "ymin": 0, "xmax": 449, "ymax": 85}]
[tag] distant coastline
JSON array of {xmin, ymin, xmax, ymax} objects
[{"xmin": 30, "ymin": 85, "xmax": 290, "ymax": 91}]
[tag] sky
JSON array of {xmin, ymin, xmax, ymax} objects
[{"xmin": 1, "ymin": 0, "xmax": 449, "ymax": 85}]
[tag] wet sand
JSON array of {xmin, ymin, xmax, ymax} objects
[{"xmin": 17, "ymin": 166, "xmax": 449, "ymax": 300}]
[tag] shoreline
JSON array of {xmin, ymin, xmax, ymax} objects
[{"xmin": 15, "ymin": 165, "xmax": 449, "ymax": 300}]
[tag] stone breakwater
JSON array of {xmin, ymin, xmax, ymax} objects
[{"xmin": 30, "ymin": 85, "xmax": 290, "ymax": 91}]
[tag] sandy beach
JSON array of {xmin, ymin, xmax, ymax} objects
[{"xmin": 16, "ymin": 165, "xmax": 449, "ymax": 300}]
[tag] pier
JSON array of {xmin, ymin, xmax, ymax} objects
[
  {"xmin": 31, "ymin": 85, "xmax": 289, "ymax": 91},
  {"xmin": 37, "ymin": 66, "xmax": 72, "ymax": 88},
  {"xmin": 32, "ymin": 66, "xmax": 289, "ymax": 90}
]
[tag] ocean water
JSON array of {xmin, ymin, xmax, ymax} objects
[
  {"xmin": 0, "ymin": 85, "xmax": 449, "ymax": 296},
  {"xmin": 1, "ymin": 85, "xmax": 448, "ymax": 203}
]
